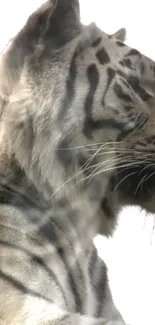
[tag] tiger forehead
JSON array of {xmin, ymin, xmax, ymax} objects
[
  {"xmin": 64, "ymin": 23, "xmax": 124, "ymax": 56},
  {"xmin": 61, "ymin": 24, "xmax": 136, "ymax": 72}
]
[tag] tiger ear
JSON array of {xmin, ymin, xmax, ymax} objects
[
  {"xmin": 0, "ymin": 0, "xmax": 81, "ymax": 98},
  {"xmin": 111, "ymin": 28, "xmax": 126, "ymax": 42},
  {"xmin": 26, "ymin": 0, "xmax": 81, "ymax": 47}
]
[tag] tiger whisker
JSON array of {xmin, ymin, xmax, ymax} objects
[
  {"xmin": 138, "ymin": 163, "xmax": 155, "ymax": 175},
  {"xmin": 57, "ymin": 141, "xmax": 124, "ymax": 150},
  {"xmin": 89, "ymin": 161, "xmax": 142, "ymax": 180},
  {"xmin": 51, "ymin": 157, "xmax": 122, "ymax": 197},
  {"xmin": 76, "ymin": 161, "xmax": 140, "ymax": 188},
  {"xmin": 89, "ymin": 150, "xmax": 134, "ymax": 158},
  {"xmin": 134, "ymin": 174, "xmax": 148, "ymax": 195},
  {"xmin": 141, "ymin": 170, "xmax": 155, "ymax": 183},
  {"xmin": 87, "ymin": 157, "xmax": 130, "ymax": 182},
  {"xmin": 113, "ymin": 171, "xmax": 137, "ymax": 192},
  {"xmin": 115, "ymin": 161, "xmax": 145, "ymax": 176}
]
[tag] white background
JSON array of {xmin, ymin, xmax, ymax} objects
[{"xmin": 0, "ymin": 1, "xmax": 155, "ymax": 325}]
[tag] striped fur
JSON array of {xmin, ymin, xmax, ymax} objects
[{"xmin": 0, "ymin": 0, "xmax": 155, "ymax": 324}]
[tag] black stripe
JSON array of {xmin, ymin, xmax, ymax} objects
[
  {"xmin": 39, "ymin": 215, "xmax": 85, "ymax": 311},
  {"xmin": 0, "ymin": 269, "xmax": 52, "ymax": 303},
  {"xmin": 140, "ymin": 62, "xmax": 145, "ymax": 75},
  {"xmin": 95, "ymin": 261, "xmax": 108, "ymax": 317},
  {"xmin": 117, "ymin": 128, "xmax": 134, "ymax": 142},
  {"xmin": 89, "ymin": 253, "xmax": 108, "ymax": 317},
  {"xmin": 84, "ymin": 118, "xmax": 125, "ymax": 132},
  {"xmin": 61, "ymin": 41, "xmax": 87, "ymax": 117},
  {"xmin": 120, "ymin": 77, "xmax": 130, "ymax": 89},
  {"xmin": 86, "ymin": 111, "xmax": 146, "ymax": 141},
  {"xmin": 117, "ymin": 114, "xmax": 148, "ymax": 141},
  {"xmin": 107, "ymin": 67, "xmax": 116, "ymax": 84},
  {"xmin": 88, "ymin": 247, "xmax": 98, "ymax": 279},
  {"xmin": 58, "ymin": 247, "xmax": 83, "ymax": 313},
  {"xmin": 83, "ymin": 64, "xmax": 99, "ymax": 138},
  {"xmin": 0, "ymin": 240, "xmax": 67, "ymax": 305},
  {"xmin": 117, "ymin": 69, "xmax": 126, "ymax": 78},
  {"xmin": 96, "ymin": 47, "xmax": 110, "ymax": 65},
  {"xmin": 40, "ymin": 218, "xmax": 83, "ymax": 313},
  {"xmin": 92, "ymin": 37, "xmax": 102, "ymax": 47},
  {"xmin": 0, "ymin": 185, "xmax": 38, "ymax": 209},
  {"xmin": 0, "ymin": 185, "xmax": 43, "ymax": 223},
  {"xmin": 57, "ymin": 138, "xmax": 74, "ymax": 167},
  {"xmin": 102, "ymin": 67, "xmax": 116, "ymax": 105},
  {"xmin": 114, "ymin": 82, "xmax": 133, "ymax": 102},
  {"xmin": 39, "ymin": 219, "xmax": 59, "ymax": 245},
  {"xmin": 100, "ymin": 198, "xmax": 114, "ymax": 219},
  {"xmin": 128, "ymin": 76, "xmax": 152, "ymax": 101},
  {"xmin": 83, "ymin": 115, "xmax": 146, "ymax": 141},
  {"xmin": 153, "ymin": 65, "xmax": 155, "ymax": 79},
  {"xmin": 119, "ymin": 58, "xmax": 135, "ymax": 70},
  {"xmin": 125, "ymin": 49, "xmax": 141, "ymax": 57},
  {"xmin": 60, "ymin": 49, "xmax": 78, "ymax": 118},
  {"xmin": 116, "ymin": 41, "xmax": 126, "ymax": 47}
]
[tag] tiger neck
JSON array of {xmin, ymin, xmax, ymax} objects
[
  {"xmin": 0, "ymin": 159, "xmax": 101, "ymax": 240},
  {"xmin": 0, "ymin": 133, "xmax": 109, "ymax": 238}
]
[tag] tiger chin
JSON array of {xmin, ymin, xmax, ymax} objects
[{"xmin": 0, "ymin": 0, "xmax": 155, "ymax": 325}]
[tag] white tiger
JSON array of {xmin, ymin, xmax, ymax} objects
[{"xmin": 0, "ymin": 0, "xmax": 155, "ymax": 324}]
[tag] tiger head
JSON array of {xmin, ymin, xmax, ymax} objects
[{"xmin": 0, "ymin": 0, "xmax": 155, "ymax": 217}]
